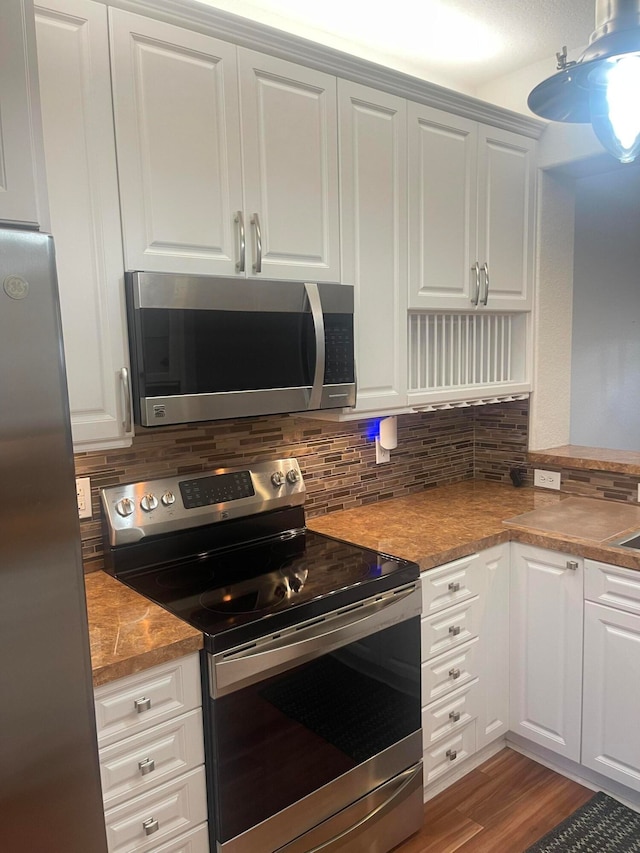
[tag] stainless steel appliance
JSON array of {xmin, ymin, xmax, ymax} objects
[
  {"xmin": 125, "ymin": 272, "xmax": 356, "ymax": 427},
  {"xmin": 101, "ymin": 459, "xmax": 423, "ymax": 853},
  {"xmin": 0, "ymin": 228, "xmax": 107, "ymax": 851}
]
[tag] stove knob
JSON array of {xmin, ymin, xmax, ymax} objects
[
  {"xmin": 271, "ymin": 471, "xmax": 285, "ymax": 488},
  {"xmin": 140, "ymin": 493, "xmax": 158, "ymax": 512},
  {"xmin": 115, "ymin": 497, "xmax": 134, "ymax": 517},
  {"xmin": 286, "ymin": 469, "xmax": 300, "ymax": 485},
  {"xmin": 161, "ymin": 491, "xmax": 176, "ymax": 507}
]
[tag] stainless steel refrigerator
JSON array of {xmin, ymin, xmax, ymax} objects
[{"xmin": 0, "ymin": 227, "xmax": 107, "ymax": 851}]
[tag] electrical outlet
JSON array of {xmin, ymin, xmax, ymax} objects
[
  {"xmin": 533, "ymin": 469, "xmax": 561, "ymax": 490},
  {"xmin": 76, "ymin": 476, "xmax": 92, "ymax": 519},
  {"xmin": 637, "ymin": 484, "xmax": 640, "ymax": 503},
  {"xmin": 375, "ymin": 438, "xmax": 390, "ymax": 464}
]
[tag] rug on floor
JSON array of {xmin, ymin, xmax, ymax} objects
[{"xmin": 525, "ymin": 791, "xmax": 640, "ymax": 852}]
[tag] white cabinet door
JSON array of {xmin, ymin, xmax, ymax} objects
[
  {"xmin": 582, "ymin": 601, "xmax": 640, "ymax": 791},
  {"xmin": 238, "ymin": 49, "xmax": 340, "ymax": 282},
  {"xmin": 509, "ymin": 544, "xmax": 583, "ymax": 761},
  {"xmin": 109, "ymin": 8, "xmax": 243, "ymax": 276},
  {"xmin": 408, "ymin": 103, "xmax": 477, "ymax": 310},
  {"xmin": 0, "ymin": 0, "xmax": 47, "ymax": 227},
  {"xmin": 476, "ymin": 125, "xmax": 535, "ymax": 310},
  {"xmin": 338, "ymin": 80, "xmax": 407, "ymax": 412},
  {"xmin": 35, "ymin": 0, "xmax": 133, "ymax": 450},
  {"xmin": 476, "ymin": 542, "xmax": 510, "ymax": 750}
]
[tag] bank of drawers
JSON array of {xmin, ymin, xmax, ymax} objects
[
  {"xmin": 421, "ymin": 555, "xmax": 482, "ymax": 786},
  {"xmin": 94, "ymin": 654, "xmax": 208, "ymax": 853}
]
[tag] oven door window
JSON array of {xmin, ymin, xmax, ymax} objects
[
  {"xmin": 138, "ymin": 308, "xmax": 316, "ymax": 396},
  {"xmin": 209, "ymin": 618, "xmax": 420, "ymax": 844}
]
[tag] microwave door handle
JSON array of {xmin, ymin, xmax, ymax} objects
[{"xmin": 304, "ymin": 282, "xmax": 325, "ymax": 410}]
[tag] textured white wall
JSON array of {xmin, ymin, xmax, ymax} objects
[
  {"xmin": 570, "ymin": 168, "xmax": 640, "ymax": 451},
  {"xmin": 528, "ymin": 168, "xmax": 575, "ymax": 450}
]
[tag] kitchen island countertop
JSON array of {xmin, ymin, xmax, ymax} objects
[{"xmin": 87, "ymin": 479, "xmax": 640, "ymax": 686}]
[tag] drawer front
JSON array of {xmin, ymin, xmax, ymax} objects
[
  {"xmin": 423, "ymin": 721, "xmax": 476, "ymax": 786},
  {"xmin": 585, "ymin": 559, "xmax": 640, "ymax": 615},
  {"xmin": 421, "ymin": 554, "xmax": 481, "ymax": 617},
  {"xmin": 421, "ymin": 637, "xmax": 479, "ymax": 705},
  {"xmin": 95, "ymin": 654, "xmax": 201, "ymax": 747},
  {"xmin": 421, "ymin": 596, "xmax": 480, "ymax": 661},
  {"xmin": 422, "ymin": 678, "xmax": 479, "ymax": 749},
  {"xmin": 145, "ymin": 823, "xmax": 209, "ymax": 853},
  {"xmin": 100, "ymin": 709, "xmax": 205, "ymax": 808},
  {"xmin": 104, "ymin": 766, "xmax": 207, "ymax": 853}
]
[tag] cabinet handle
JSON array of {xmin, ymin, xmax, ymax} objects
[
  {"xmin": 471, "ymin": 262, "xmax": 480, "ymax": 305},
  {"xmin": 566, "ymin": 560, "xmax": 579, "ymax": 571},
  {"xmin": 251, "ymin": 212, "xmax": 262, "ymax": 273},
  {"xmin": 481, "ymin": 262, "xmax": 489, "ymax": 305},
  {"xmin": 448, "ymin": 582, "xmax": 460, "ymax": 593},
  {"xmin": 142, "ymin": 818, "xmax": 159, "ymax": 836},
  {"xmin": 234, "ymin": 210, "xmax": 245, "ymax": 273},
  {"xmin": 138, "ymin": 758, "xmax": 155, "ymax": 776},
  {"xmin": 446, "ymin": 749, "xmax": 458, "ymax": 761},
  {"xmin": 449, "ymin": 668, "xmax": 461, "ymax": 680},
  {"xmin": 134, "ymin": 697, "xmax": 151, "ymax": 713},
  {"xmin": 120, "ymin": 367, "xmax": 132, "ymax": 434},
  {"xmin": 449, "ymin": 710, "xmax": 461, "ymax": 723},
  {"xmin": 448, "ymin": 625, "xmax": 461, "ymax": 636}
]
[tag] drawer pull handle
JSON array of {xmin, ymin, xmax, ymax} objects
[
  {"xmin": 449, "ymin": 625, "xmax": 461, "ymax": 636},
  {"xmin": 134, "ymin": 697, "xmax": 151, "ymax": 713},
  {"xmin": 449, "ymin": 668, "xmax": 461, "ymax": 680},
  {"xmin": 142, "ymin": 818, "xmax": 159, "ymax": 836},
  {"xmin": 566, "ymin": 560, "xmax": 579, "ymax": 571},
  {"xmin": 448, "ymin": 582, "xmax": 461, "ymax": 592},
  {"xmin": 138, "ymin": 758, "xmax": 155, "ymax": 776},
  {"xmin": 446, "ymin": 749, "xmax": 458, "ymax": 761},
  {"xmin": 449, "ymin": 710, "xmax": 461, "ymax": 723}
]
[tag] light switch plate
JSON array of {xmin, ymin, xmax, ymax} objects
[{"xmin": 76, "ymin": 476, "xmax": 92, "ymax": 519}]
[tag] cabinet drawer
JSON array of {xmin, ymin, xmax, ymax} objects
[
  {"xmin": 143, "ymin": 823, "xmax": 209, "ymax": 853},
  {"xmin": 99, "ymin": 709, "xmax": 204, "ymax": 808},
  {"xmin": 421, "ymin": 554, "xmax": 482, "ymax": 617},
  {"xmin": 422, "ymin": 678, "xmax": 479, "ymax": 749},
  {"xmin": 95, "ymin": 654, "xmax": 201, "ymax": 747},
  {"xmin": 585, "ymin": 559, "xmax": 640, "ymax": 615},
  {"xmin": 421, "ymin": 596, "xmax": 480, "ymax": 661},
  {"xmin": 104, "ymin": 766, "xmax": 207, "ymax": 853},
  {"xmin": 423, "ymin": 721, "xmax": 476, "ymax": 786},
  {"xmin": 421, "ymin": 637, "xmax": 479, "ymax": 705}
]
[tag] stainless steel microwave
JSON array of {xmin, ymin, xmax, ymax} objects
[{"xmin": 125, "ymin": 272, "xmax": 356, "ymax": 427}]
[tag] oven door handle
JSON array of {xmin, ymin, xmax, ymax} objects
[{"xmin": 209, "ymin": 583, "xmax": 420, "ymax": 698}]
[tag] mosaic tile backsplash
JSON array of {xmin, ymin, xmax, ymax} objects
[{"xmin": 75, "ymin": 401, "xmax": 530, "ymax": 572}]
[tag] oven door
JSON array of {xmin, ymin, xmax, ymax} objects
[{"xmin": 205, "ymin": 582, "xmax": 423, "ymax": 853}]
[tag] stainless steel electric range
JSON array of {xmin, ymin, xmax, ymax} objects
[{"xmin": 101, "ymin": 458, "xmax": 423, "ymax": 853}]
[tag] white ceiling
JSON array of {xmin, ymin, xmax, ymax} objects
[{"xmin": 194, "ymin": 0, "xmax": 597, "ymax": 95}]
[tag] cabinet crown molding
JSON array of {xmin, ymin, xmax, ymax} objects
[{"xmin": 105, "ymin": 0, "xmax": 544, "ymax": 139}]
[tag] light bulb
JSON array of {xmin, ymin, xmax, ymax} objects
[{"xmin": 589, "ymin": 54, "xmax": 640, "ymax": 163}]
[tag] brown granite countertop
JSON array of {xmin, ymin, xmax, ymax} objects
[
  {"xmin": 85, "ymin": 571, "xmax": 203, "ymax": 688},
  {"xmin": 529, "ymin": 444, "xmax": 640, "ymax": 475},
  {"xmin": 87, "ymin": 480, "xmax": 640, "ymax": 687},
  {"xmin": 307, "ymin": 480, "xmax": 640, "ymax": 573}
]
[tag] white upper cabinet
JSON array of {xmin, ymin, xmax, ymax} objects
[
  {"xmin": 35, "ymin": 0, "xmax": 133, "ymax": 450},
  {"xmin": 238, "ymin": 49, "xmax": 340, "ymax": 281},
  {"xmin": 0, "ymin": 0, "xmax": 48, "ymax": 227},
  {"xmin": 338, "ymin": 80, "xmax": 407, "ymax": 413},
  {"xmin": 408, "ymin": 103, "xmax": 535, "ymax": 312},
  {"xmin": 109, "ymin": 10, "xmax": 340, "ymax": 281},
  {"xmin": 109, "ymin": 9, "xmax": 243, "ymax": 277}
]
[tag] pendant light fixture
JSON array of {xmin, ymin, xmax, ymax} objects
[{"xmin": 528, "ymin": 0, "xmax": 640, "ymax": 164}]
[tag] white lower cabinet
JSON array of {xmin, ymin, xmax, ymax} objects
[
  {"xmin": 582, "ymin": 560, "xmax": 640, "ymax": 792},
  {"xmin": 421, "ymin": 544, "xmax": 509, "ymax": 787},
  {"xmin": 509, "ymin": 544, "xmax": 583, "ymax": 761},
  {"xmin": 94, "ymin": 654, "xmax": 208, "ymax": 852}
]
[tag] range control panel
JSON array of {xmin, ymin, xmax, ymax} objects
[{"xmin": 101, "ymin": 458, "xmax": 305, "ymax": 546}]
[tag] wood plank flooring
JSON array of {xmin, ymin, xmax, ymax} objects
[{"xmin": 393, "ymin": 748, "xmax": 594, "ymax": 853}]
